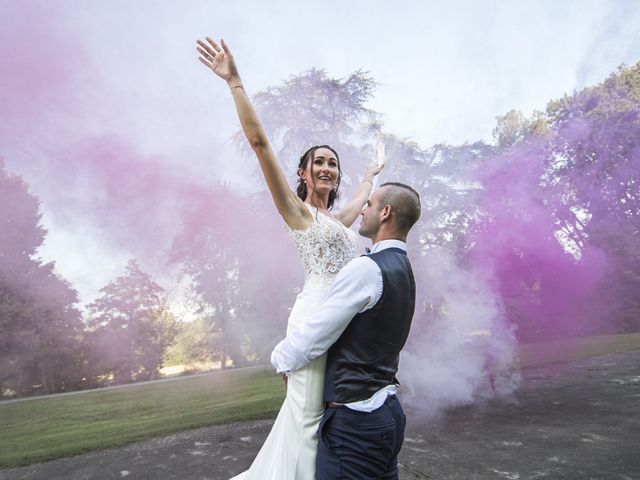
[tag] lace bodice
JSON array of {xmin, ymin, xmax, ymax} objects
[{"xmin": 286, "ymin": 205, "xmax": 359, "ymax": 283}]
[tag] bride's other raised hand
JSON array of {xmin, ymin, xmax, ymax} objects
[
  {"xmin": 334, "ymin": 159, "xmax": 385, "ymax": 228},
  {"xmin": 196, "ymin": 37, "xmax": 241, "ymax": 86},
  {"xmin": 365, "ymin": 160, "xmax": 385, "ymax": 180}
]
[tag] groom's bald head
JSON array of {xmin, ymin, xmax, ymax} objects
[
  {"xmin": 378, "ymin": 182, "xmax": 421, "ymax": 235},
  {"xmin": 359, "ymin": 182, "xmax": 421, "ymax": 242}
]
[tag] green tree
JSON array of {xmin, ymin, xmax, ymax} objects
[
  {"xmin": 170, "ymin": 187, "xmax": 266, "ymax": 369},
  {"xmin": 164, "ymin": 317, "xmax": 217, "ymax": 368},
  {"xmin": 492, "ymin": 109, "xmax": 549, "ymax": 148},
  {"xmin": 0, "ymin": 160, "xmax": 84, "ymax": 397},
  {"xmin": 86, "ymin": 260, "xmax": 177, "ymax": 384},
  {"xmin": 545, "ymin": 62, "xmax": 640, "ymax": 333}
]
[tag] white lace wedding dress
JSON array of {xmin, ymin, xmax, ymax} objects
[{"xmin": 230, "ymin": 204, "xmax": 359, "ymax": 480}]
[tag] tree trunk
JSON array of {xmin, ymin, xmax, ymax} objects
[
  {"xmin": 41, "ymin": 365, "xmax": 50, "ymax": 395},
  {"xmin": 220, "ymin": 346, "xmax": 228, "ymax": 370},
  {"xmin": 16, "ymin": 371, "xmax": 24, "ymax": 397}
]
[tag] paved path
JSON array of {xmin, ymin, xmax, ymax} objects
[{"xmin": 1, "ymin": 352, "xmax": 639, "ymax": 480}]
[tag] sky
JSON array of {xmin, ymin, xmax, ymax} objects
[{"xmin": 2, "ymin": 0, "xmax": 640, "ymax": 307}]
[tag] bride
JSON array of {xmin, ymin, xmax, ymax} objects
[{"xmin": 196, "ymin": 37, "xmax": 384, "ymax": 479}]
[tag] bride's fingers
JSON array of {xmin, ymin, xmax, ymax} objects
[
  {"xmin": 220, "ymin": 38, "xmax": 231, "ymax": 55},
  {"xmin": 371, "ymin": 160, "xmax": 385, "ymax": 174},
  {"xmin": 196, "ymin": 45, "xmax": 215, "ymax": 62},
  {"xmin": 197, "ymin": 39, "xmax": 218, "ymax": 59},
  {"xmin": 198, "ymin": 56, "xmax": 213, "ymax": 69},
  {"xmin": 205, "ymin": 36, "xmax": 222, "ymax": 54}
]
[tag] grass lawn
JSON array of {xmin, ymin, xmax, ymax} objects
[
  {"xmin": 1, "ymin": 332, "xmax": 639, "ymax": 469},
  {"xmin": 0, "ymin": 366, "xmax": 283, "ymax": 468},
  {"xmin": 517, "ymin": 331, "xmax": 640, "ymax": 367}
]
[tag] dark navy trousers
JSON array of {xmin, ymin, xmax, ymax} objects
[{"xmin": 316, "ymin": 395, "xmax": 406, "ymax": 480}]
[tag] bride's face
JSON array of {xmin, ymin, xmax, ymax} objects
[{"xmin": 302, "ymin": 147, "xmax": 339, "ymax": 195}]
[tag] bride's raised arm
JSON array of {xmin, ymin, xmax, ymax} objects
[
  {"xmin": 335, "ymin": 162, "xmax": 384, "ymax": 228},
  {"xmin": 197, "ymin": 37, "xmax": 310, "ymax": 230}
]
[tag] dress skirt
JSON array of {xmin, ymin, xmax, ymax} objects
[{"xmin": 229, "ymin": 353, "xmax": 327, "ymax": 480}]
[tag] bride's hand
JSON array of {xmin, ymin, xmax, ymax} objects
[
  {"xmin": 364, "ymin": 160, "xmax": 385, "ymax": 181},
  {"xmin": 196, "ymin": 37, "xmax": 241, "ymax": 86}
]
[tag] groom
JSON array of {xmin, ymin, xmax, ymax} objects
[{"xmin": 271, "ymin": 182, "xmax": 421, "ymax": 480}]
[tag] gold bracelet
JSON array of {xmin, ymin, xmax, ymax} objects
[
  {"xmin": 363, "ymin": 179, "xmax": 373, "ymax": 186},
  {"xmin": 230, "ymin": 83, "xmax": 244, "ymax": 93}
]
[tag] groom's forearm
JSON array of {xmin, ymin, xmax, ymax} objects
[
  {"xmin": 271, "ymin": 292, "xmax": 372, "ymax": 372},
  {"xmin": 270, "ymin": 326, "xmax": 338, "ymax": 373},
  {"xmin": 271, "ymin": 257, "xmax": 380, "ymax": 373},
  {"xmin": 271, "ymin": 337, "xmax": 309, "ymax": 373}
]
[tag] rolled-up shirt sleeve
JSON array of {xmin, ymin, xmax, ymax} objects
[{"xmin": 271, "ymin": 256, "xmax": 382, "ymax": 373}]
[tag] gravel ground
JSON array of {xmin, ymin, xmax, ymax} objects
[{"xmin": 1, "ymin": 352, "xmax": 639, "ymax": 480}]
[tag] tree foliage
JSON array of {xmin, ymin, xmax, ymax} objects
[
  {"xmin": 85, "ymin": 259, "xmax": 177, "ymax": 384},
  {"xmin": 544, "ymin": 63, "xmax": 640, "ymax": 333},
  {"xmin": 0, "ymin": 160, "xmax": 85, "ymax": 397},
  {"xmin": 170, "ymin": 185, "xmax": 299, "ymax": 367},
  {"xmin": 237, "ymin": 69, "xmax": 379, "ymax": 170},
  {"xmin": 163, "ymin": 317, "xmax": 215, "ymax": 368},
  {"xmin": 462, "ymin": 62, "xmax": 640, "ymax": 339}
]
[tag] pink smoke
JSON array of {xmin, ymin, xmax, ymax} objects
[
  {"xmin": 470, "ymin": 139, "xmax": 609, "ymax": 342},
  {"xmin": 0, "ymin": 1, "xmax": 90, "ymax": 143}
]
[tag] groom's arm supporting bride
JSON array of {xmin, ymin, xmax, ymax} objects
[{"xmin": 271, "ymin": 182, "xmax": 422, "ymax": 480}]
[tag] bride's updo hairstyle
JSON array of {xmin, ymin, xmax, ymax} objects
[{"xmin": 296, "ymin": 145, "xmax": 342, "ymax": 210}]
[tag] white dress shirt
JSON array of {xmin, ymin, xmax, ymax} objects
[{"xmin": 271, "ymin": 239, "xmax": 407, "ymax": 412}]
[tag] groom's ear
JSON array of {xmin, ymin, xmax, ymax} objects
[{"xmin": 380, "ymin": 204, "xmax": 392, "ymax": 222}]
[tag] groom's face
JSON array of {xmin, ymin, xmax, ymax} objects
[{"xmin": 358, "ymin": 187, "xmax": 385, "ymax": 239}]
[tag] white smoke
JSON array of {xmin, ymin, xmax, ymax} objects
[{"xmin": 400, "ymin": 249, "xmax": 521, "ymax": 419}]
